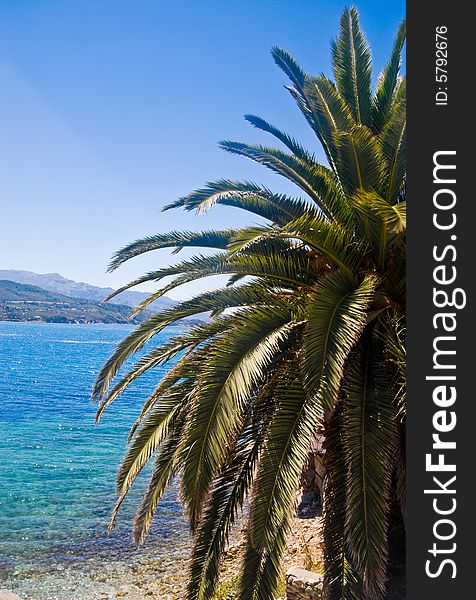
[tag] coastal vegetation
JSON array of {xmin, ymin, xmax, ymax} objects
[
  {"xmin": 0, "ymin": 269, "xmax": 176, "ymax": 312},
  {"xmin": 0, "ymin": 279, "xmax": 144, "ymax": 324},
  {"xmin": 0, "ymin": 272, "xmax": 180, "ymax": 324},
  {"xmin": 94, "ymin": 6, "xmax": 406, "ymax": 599}
]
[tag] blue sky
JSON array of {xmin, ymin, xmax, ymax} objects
[{"xmin": 0, "ymin": 0, "xmax": 405, "ymax": 299}]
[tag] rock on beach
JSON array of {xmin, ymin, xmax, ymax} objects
[{"xmin": 0, "ymin": 592, "xmax": 23, "ymax": 600}]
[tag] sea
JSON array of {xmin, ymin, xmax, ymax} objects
[{"xmin": 0, "ymin": 322, "xmax": 190, "ymax": 600}]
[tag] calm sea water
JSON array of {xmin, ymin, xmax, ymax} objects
[{"xmin": 0, "ymin": 322, "xmax": 190, "ymax": 599}]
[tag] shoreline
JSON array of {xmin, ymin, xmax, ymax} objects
[{"xmin": 2, "ymin": 515, "xmax": 323, "ymax": 600}]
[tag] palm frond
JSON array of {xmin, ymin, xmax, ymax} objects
[
  {"xmin": 95, "ymin": 342, "xmax": 182, "ymax": 423},
  {"xmin": 380, "ymin": 99, "xmax": 406, "ymax": 203},
  {"xmin": 239, "ymin": 533, "xmax": 263, "ymax": 600},
  {"xmin": 271, "ymin": 47, "xmax": 349, "ymax": 172},
  {"xmin": 96, "ymin": 324, "xmax": 227, "ymax": 424},
  {"xmin": 187, "ymin": 376, "xmax": 278, "ymax": 600},
  {"xmin": 282, "ymin": 214, "xmax": 364, "ymax": 274},
  {"xmin": 108, "ymin": 230, "xmax": 237, "ymax": 272},
  {"xmin": 188, "ymin": 434, "xmax": 262, "ymax": 600},
  {"xmin": 163, "ymin": 179, "xmax": 315, "ymax": 225},
  {"xmin": 271, "ymin": 46, "xmax": 306, "ymax": 88},
  {"xmin": 323, "ymin": 404, "xmax": 353, "ymax": 600},
  {"xmin": 244, "ymin": 114, "xmax": 316, "ymax": 163},
  {"xmin": 251, "ymin": 515, "xmax": 291, "ymax": 600},
  {"xmin": 94, "ymin": 316, "xmax": 234, "ymax": 422},
  {"xmin": 303, "ymin": 272, "xmax": 378, "ymax": 412},
  {"xmin": 124, "ymin": 347, "xmax": 212, "ymax": 442},
  {"xmin": 352, "ymin": 192, "xmax": 405, "ymax": 271},
  {"xmin": 133, "ymin": 422, "xmax": 186, "ymax": 545},
  {"xmin": 334, "ymin": 126, "xmax": 385, "ymax": 196},
  {"xmin": 227, "ymin": 226, "xmax": 298, "ymax": 257},
  {"xmin": 109, "ymin": 383, "xmax": 190, "ymax": 528},
  {"xmin": 248, "ymin": 367, "xmax": 315, "ymax": 553},
  {"xmin": 93, "ymin": 284, "xmax": 282, "ymax": 403},
  {"xmin": 394, "ymin": 423, "xmax": 406, "ymax": 522},
  {"xmin": 305, "ymin": 76, "xmax": 354, "ymax": 134},
  {"xmin": 223, "ymin": 141, "xmax": 358, "ymax": 227},
  {"xmin": 380, "ymin": 312, "xmax": 406, "ymax": 421},
  {"xmin": 331, "ymin": 6, "xmax": 372, "ymax": 125},
  {"xmin": 181, "ymin": 309, "xmax": 297, "ymax": 528},
  {"xmin": 219, "ymin": 141, "xmax": 334, "ymax": 217},
  {"xmin": 303, "ymin": 75, "xmax": 355, "ymax": 167},
  {"xmin": 102, "ymin": 249, "xmax": 316, "ymax": 310},
  {"xmin": 393, "ymin": 76, "xmax": 406, "ymax": 105},
  {"xmin": 372, "ymin": 20, "xmax": 406, "ymax": 133},
  {"xmin": 342, "ymin": 335, "xmax": 397, "ymax": 599}
]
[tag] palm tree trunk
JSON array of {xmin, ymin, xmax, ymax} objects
[{"xmin": 298, "ymin": 437, "xmax": 325, "ymax": 518}]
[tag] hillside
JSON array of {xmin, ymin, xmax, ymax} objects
[
  {"xmin": 0, "ymin": 280, "xmax": 148, "ymax": 324},
  {"xmin": 0, "ymin": 270, "xmax": 175, "ymax": 311}
]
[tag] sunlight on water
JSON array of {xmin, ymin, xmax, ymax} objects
[{"xmin": 0, "ymin": 322, "xmax": 190, "ymax": 599}]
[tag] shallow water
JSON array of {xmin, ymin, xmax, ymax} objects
[{"xmin": 0, "ymin": 322, "xmax": 190, "ymax": 599}]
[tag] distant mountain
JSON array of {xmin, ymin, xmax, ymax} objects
[
  {"xmin": 0, "ymin": 270, "xmax": 175, "ymax": 311},
  {"xmin": 0, "ymin": 280, "xmax": 151, "ymax": 324}
]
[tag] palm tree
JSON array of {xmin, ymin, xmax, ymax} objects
[{"xmin": 93, "ymin": 7, "xmax": 406, "ymax": 600}]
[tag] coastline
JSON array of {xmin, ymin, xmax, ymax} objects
[
  {"xmin": 0, "ymin": 315, "xmax": 324, "ymax": 599},
  {"xmin": 2, "ymin": 514, "xmax": 323, "ymax": 600}
]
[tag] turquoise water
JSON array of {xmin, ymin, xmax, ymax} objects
[{"xmin": 0, "ymin": 322, "xmax": 190, "ymax": 599}]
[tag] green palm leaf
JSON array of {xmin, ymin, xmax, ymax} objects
[
  {"xmin": 188, "ymin": 433, "xmax": 262, "ymax": 600},
  {"xmin": 322, "ymin": 405, "xmax": 364, "ymax": 600},
  {"xmin": 302, "ymin": 75, "xmax": 355, "ymax": 169},
  {"xmin": 133, "ymin": 422, "xmax": 186, "ymax": 545},
  {"xmin": 342, "ymin": 336, "xmax": 397, "ymax": 599},
  {"xmin": 220, "ymin": 141, "xmax": 335, "ymax": 218},
  {"xmin": 108, "ymin": 230, "xmax": 237, "ymax": 272},
  {"xmin": 249, "ymin": 515, "xmax": 291, "ymax": 600},
  {"xmin": 380, "ymin": 99, "xmax": 406, "ymax": 203},
  {"xmin": 244, "ymin": 114, "xmax": 316, "ymax": 163},
  {"xmin": 187, "ymin": 374, "xmax": 280, "ymax": 600},
  {"xmin": 334, "ymin": 126, "xmax": 385, "ymax": 196},
  {"xmin": 271, "ymin": 46, "xmax": 306, "ymax": 89},
  {"xmin": 93, "ymin": 284, "xmax": 281, "ymax": 402},
  {"xmin": 331, "ymin": 6, "xmax": 372, "ymax": 126},
  {"xmin": 248, "ymin": 368, "xmax": 315, "ymax": 553},
  {"xmin": 94, "ymin": 9, "xmax": 407, "ymax": 597},
  {"xmin": 95, "ymin": 317, "xmax": 232, "ymax": 421},
  {"xmin": 380, "ymin": 312, "xmax": 406, "ymax": 421},
  {"xmin": 303, "ymin": 272, "xmax": 378, "ymax": 412},
  {"xmin": 181, "ymin": 309, "xmax": 297, "ymax": 528},
  {"xmin": 272, "ymin": 47, "xmax": 349, "ymax": 172},
  {"xmin": 372, "ymin": 20, "xmax": 406, "ymax": 134},
  {"xmin": 282, "ymin": 215, "xmax": 363, "ymax": 274},
  {"xmin": 322, "ymin": 405, "xmax": 348, "ymax": 600},
  {"xmin": 352, "ymin": 192, "xmax": 405, "ymax": 270},
  {"xmin": 109, "ymin": 382, "xmax": 190, "ymax": 528},
  {"xmin": 163, "ymin": 179, "xmax": 316, "ymax": 224}
]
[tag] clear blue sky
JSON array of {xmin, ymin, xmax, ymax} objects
[{"xmin": 0, "ymin": 0, "xmax": 405, "ymax": 299}]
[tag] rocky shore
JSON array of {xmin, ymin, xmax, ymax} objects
[
  {"xmin": 0, "ymin": 592, "xmax": 23, "ymax": 600},
  {"xmin": 3, "ymin": 516, "xmax": 323, "ymax": 599}
]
